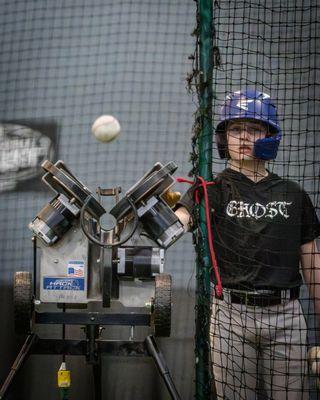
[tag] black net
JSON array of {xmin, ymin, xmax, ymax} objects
[
  {"xmin": 1, "ymin": 1, "xmax": 319, "ymax": 399},
  {"xmin": 188, "ymin": 0, "xmax": 320, "ymax": 398}
]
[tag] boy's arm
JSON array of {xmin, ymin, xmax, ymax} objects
[
  {"xmin": 162, "ymin": 187, "xmax": 194, "ymax": 232},
  {"xmin": 301, "ymin": 239, "xmax": 320, "ymax": 315},
  {"xmin": 175, "ymin": 206, "xmax": 192, "ymax": 232},
  {"xmin": 301, "ymin": 239, "xmax": 320, "ymax": 382}
]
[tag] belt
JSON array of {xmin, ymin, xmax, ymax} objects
[{"xmin": 222, "ymin": 286, "xmax": 300, "ymax": 307}]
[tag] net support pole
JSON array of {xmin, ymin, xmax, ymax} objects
[{"xmin": 195, "ymin": 0, "xmax": 214, "ymax": 399}]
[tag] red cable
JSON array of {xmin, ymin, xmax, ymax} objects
[
  {"xmin": 175, "ymin": 177, "xmax": 223, "ymax": 298},
  {"xmin": 176, "ymin": 177, "xmax": 194, "ymax": 184}
]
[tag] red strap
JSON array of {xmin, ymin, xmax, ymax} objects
[
  {"xmin": 175, "ymin": 177, "xmax": 194, "ymax": 184},
  {"xmin": 175, "ymin": 177, "xmax": 223, "ymax": 298},
  {"xmin": 175, "ymin": 177, "xmax": 215, "ymax": 204}
]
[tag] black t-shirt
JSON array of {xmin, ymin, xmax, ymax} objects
[{"xmin": 178, "ymin": 168, "xmax": 320, "ymax": 290}]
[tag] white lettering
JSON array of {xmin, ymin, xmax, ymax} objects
[
  {"xmin": 278, "ymin": 202, "xmax": 292, "ymax": 219},
  {"xmin": 0, "ymin": 136, "xmax": 51, "ymax": 173},
  {"xmin": 238, "ymin": 201, "xmax": 250, "ymax": 218},
  {"xmin": 226, "ymin": 200, "xmax": 292, "ymax": 220},
  {"xmin": 226, "ymin": 200, "xmax": 238, "ymax": 217},
  {"xmin": 236, "ymin": 98, "xmax": 254, "ymax": 111},
  {"xmin": 265, "ymin": 201, "xmax": 278, "ymax": 218},
  {"xmin": 249, "ymin": 202, "xmax": 266, "ymax": 219}
]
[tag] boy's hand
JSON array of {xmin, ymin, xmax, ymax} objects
[
  {"xmin": 308, "ymin": 346, "xmax": 320, "ymax": 388},
  {"xmin": 162, "ymin": 189, "xmax": 181, "ymax": 208}
]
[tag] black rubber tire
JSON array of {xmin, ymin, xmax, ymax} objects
[
  {"xmin": 13, "ymin": 271, "xmax": 33, "ymax": 335},
  {"xmin": 153, "ymin": 274, "xmax": 172, "ymax": 337}
]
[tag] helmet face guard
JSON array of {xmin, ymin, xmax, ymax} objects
[{"xmin": 215, "ymin": 89, "xmax": 282, "ymax": 160}]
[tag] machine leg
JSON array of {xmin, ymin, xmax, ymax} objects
[
  {"xmin": 85, "ymin": 325, "xmax": 102, "ymax": 400},
  {"xmin": 0, "ymin": 333, "xmax": 38, "ymax": 399},
  {"xmin": 92, "ymin": 364, "xmax": 102, "ymax": 400},
  {"xmin": 145, "ymin": 335, "xmax": 181, "ymax": 400}
]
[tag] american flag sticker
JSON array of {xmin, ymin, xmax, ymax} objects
[{"xmin": 67, "ymin": 260, "xmax": 85, "ymax": 277}]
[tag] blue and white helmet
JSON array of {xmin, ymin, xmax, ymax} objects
[{"xmin": 215, "ymin": 89, "xmax": 282, "ymax": 160}]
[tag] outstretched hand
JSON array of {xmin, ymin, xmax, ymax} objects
[
  {"xmin": 308, "ymin": 346, "xmax": 320, "ymax": 388},
  {"xmin": 162, "ymin": 189, "xmax": 181, "ymax": 208}
]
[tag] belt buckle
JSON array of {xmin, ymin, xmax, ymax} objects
[
  {"xmin": 229, "ymin": 289, "xmax": 253, "ymax": 306},
  {"xmin": 246, "ymin": 291, "xmax": 263, "ymax": 306},
  {"xmin": 239, "ymin": 290, "xmax": 265, "ymax": 306},
  {"xmin": 244, "ymin": 291, "xmax": 250, "ymax": 306}
]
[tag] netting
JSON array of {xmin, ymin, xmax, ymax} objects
[
  {"xmin": 188, "ymin": 0, "xmax": 320, "ymax": 399},
  {"xmin": 1, "ymin": 1, "xmax": 319, "ymax": 399},
  {"xmin": 0, "ymin": 2, "xmax": 196, "ymax": 399}
]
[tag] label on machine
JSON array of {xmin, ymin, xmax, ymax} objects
[
  {"xmin": 43, "ymin": 277, "xmax": 85, "ymax": 291},
  {"xmin": 67, "ymin": 260, "xmax": 85, "ymax": 277},
  {"xmin": 39, "ymin": 224, "xmax": 89, "ymax": 303}
]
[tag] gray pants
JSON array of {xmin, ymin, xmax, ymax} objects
[{"xmin": 210, "ymin": 293, "xmax": 309, "ymax": 400}]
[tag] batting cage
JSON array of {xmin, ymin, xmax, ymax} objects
[
  {"xmin": 0, "ymin": 1, "xmax": 319, "ymax": 400},
  {"xmin": 187, "ymin": 1, "xmax": 320, "ymax": 399}
]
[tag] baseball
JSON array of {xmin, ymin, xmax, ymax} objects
[{"xmin": 91, "ymin": 115, "xmax": 121, "ymax": 143}]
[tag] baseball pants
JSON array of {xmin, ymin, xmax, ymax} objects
[{"xmin": 210, "ymin": 293, "xmax": 309, "ymax": 400}]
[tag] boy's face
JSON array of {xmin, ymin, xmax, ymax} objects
[{"xmin": 226, "ymin": 119, "xmax": 268, "ymax": 161}]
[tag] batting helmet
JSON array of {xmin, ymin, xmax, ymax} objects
[{"xmin": 215, "ymin": 89, "xmax": 282, "ymax": 160}]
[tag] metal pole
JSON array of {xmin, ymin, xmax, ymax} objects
[
  {"xmin": 196, "ymin": 0, "xmax": 214, "ymax": 399},
  {"xmin": 145, "ymin": 335, "xmax": 181, "ymax": 400},
  {"xmin": 32, "ymin": 236, "xmax": 37, "ymax": 298},
  {"xmin": 0, "ymin": 333, "xmax": 38, "ymax": 399}
]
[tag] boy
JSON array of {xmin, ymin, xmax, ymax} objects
[{"xmin": 175, "ymin": 89, "xmax": 320, "ymax": 399}]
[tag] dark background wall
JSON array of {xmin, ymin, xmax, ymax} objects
[
  {"xmin": 0, "ymin": 2, "xmax": 197, "ymax": 399},
  {"xmin": 0, "ymin": 1, "xmax": 318, "ymax": 399}
]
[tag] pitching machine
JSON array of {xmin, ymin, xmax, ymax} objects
[{"xmin": 0, "ymin": 159, "xmax": 184, "ymax": 400}]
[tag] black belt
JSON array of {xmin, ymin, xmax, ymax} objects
[{"xmin": 225, "ymin": 287, "xmax": 300, "ymax": 307}]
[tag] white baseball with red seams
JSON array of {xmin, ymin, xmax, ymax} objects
[{"xmin": 91, "ymin": 115, "xmax": 121, "ymax": 142}]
